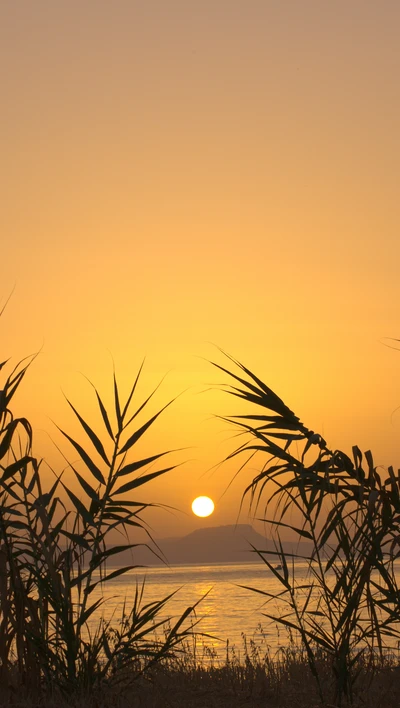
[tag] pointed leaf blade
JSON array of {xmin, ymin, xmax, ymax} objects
[
  {"xmin": 113, "ymin": 466, "xmax": 176, "ymax": 495},
  {"xmin": 119, "ymin": 400, "xmax": 174, "ymax": 456},
  {"xmin": 56, "ymin": 426, "xmax": 106, "ymax": 485},
  {"xmin": 65, "ymin": 398, "xmax": 110, "ymax": 465}
]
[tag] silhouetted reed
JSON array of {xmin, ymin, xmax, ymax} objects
[
  {"xmin": 214, "ymin": 349, "xmax": 400, "ymax": 705},
  {"xmin": 0, "ymin": 334, "xmax": 197, "ymax": 701}
]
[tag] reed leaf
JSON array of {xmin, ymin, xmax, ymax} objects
[
  {"xmin": 65, "ymin": 397, "xmax": 110, "ymax": 465},
  {"xmin": 113, "ymin": 465, "xmax": 176, "ymax": 495},
  {"xmin": 63, "ymin": 485, "xmax": 94, "ymax": 526},
  {"xmin": 74, "ymin": 470, "xmax": 99, "ymax": 502},
  {"xmin": 115, "ymin": 450, "xmax": 178, "ymax": 477},
  {"xmin": 56, "ymin": 427, "xmax": 106, "ymax": 485},
  {"xmin": 118, "ymin": 399, "xmax": 175, "ymax": 456}
]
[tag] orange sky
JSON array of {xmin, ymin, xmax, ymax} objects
[{"xmin": 2, "ymin": 1, "xmax": 400, "ymax": 538}]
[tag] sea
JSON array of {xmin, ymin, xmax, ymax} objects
[
  {"xmin": 87, "ymin": 559, "xmax": 400, "ymax": 661},
  {"xmin": 89, "ymin": 561, "xmax": 284, "ymax": 660}
]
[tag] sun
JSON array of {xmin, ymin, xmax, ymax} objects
[{"xmin": 191, "ymin": 496, "xmax": 215, "ymax": 518}]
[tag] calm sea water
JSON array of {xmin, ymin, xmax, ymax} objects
[
  {"xmin": 89, "ymin": 560, "xmax": 319, "ymax": 657},
  {"xmin": 88, "ymin": 559, "xmax": 400, "ymax": 661}
]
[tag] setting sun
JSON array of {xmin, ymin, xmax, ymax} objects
[{"xmin": 191, "ymin": 496, "xmax": 215, "ymax": 518}]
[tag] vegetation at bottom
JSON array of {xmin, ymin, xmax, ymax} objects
[
  {"xmin": 2, "ymin": 307, "xmax": 400, "ymax": 707},
  {"xmin": 3, "ymin": 630, "xmax": 400, "ymax": 707}
]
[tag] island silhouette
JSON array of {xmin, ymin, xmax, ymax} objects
[{"xmin": 117, "ymin": 524, "xmax": 313, "ymax": 566}]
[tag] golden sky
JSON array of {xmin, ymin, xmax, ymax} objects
[{"xmin": 2, "ymin": 1, "xmax": 400, "ymax": 537}]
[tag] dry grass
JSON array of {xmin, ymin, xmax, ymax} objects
[{"xmin": 2, "ymin": 640, "xmax": 400, "ymax": 708}]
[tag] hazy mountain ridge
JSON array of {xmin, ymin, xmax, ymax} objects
[{"xmin": 117, "ymin": 524, "xmax": 313, "ymax": 566}]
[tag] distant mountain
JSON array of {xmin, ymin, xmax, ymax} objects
[{"xmin": 115, "ymin": 524, "xmax": 313, "ymax": 566}]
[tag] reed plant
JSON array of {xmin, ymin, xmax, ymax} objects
[
  {"xmin": 213, "ymin": 350, "xmax": 400, "ymax": 705},
  {"xmin": 0, "ymin": 341, "xmax": 197, "ymax": 700}
]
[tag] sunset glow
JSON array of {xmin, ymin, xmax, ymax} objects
[{"xmin": 2, "ymin": 2, "xmax": 400, "ymax": 540}]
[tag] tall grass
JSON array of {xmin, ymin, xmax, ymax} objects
[
  {"xmin": 0, "ymin": 344, "xmax": 197, "ymax": 700},
  {"xmin": 214, "ymin": 350, "xmax": 400, "ymax": 705}
]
